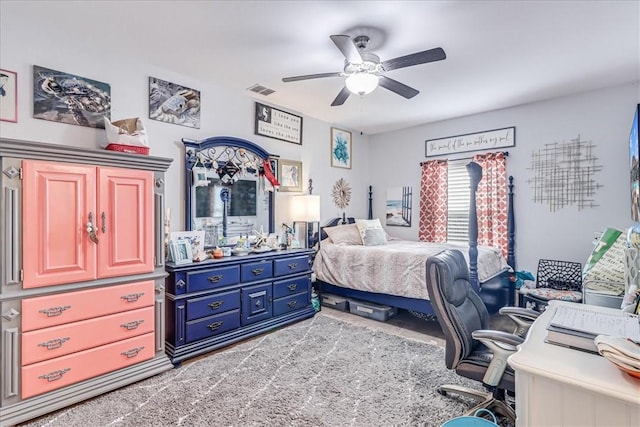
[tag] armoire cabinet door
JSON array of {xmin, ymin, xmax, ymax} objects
[
  {"xmin": 22, "ymin": 161, "xmax": 154, "ymax": 288},
  {"xmin": 22, "ymin": 160, "xmax": 97, "ymax": 288},
  {"xmin": 97, "ymin": 167, "xmax": 154, "ymax": 278}
]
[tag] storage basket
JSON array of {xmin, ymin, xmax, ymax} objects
[
  {"xmin": 105, "ymin": 143, "xmax": 149, "ymax": 155},
  {"xmin": 536, "ymin": 259, "xmax": 582, "ymax": 291}
]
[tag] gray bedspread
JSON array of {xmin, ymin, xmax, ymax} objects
[{"xmin": 313, "ymin": 240, "xmax": 509, "ymax": 300}]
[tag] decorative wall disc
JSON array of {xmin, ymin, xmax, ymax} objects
[{"xmin": 332, "ymin": 178, "xmax": 351, "ymax": 209}]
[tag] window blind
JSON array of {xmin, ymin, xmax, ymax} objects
[{"xmin": 447, "ymin": 159, "xmax": 470, "ymax": 242}]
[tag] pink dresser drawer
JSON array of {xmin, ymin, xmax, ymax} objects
[
  {"xmin": 21, "ymin": 281, "xmax": 154, "ymax": 332},
  {"xmin": 21, "ymin": 332, "xmax": 154, "ymax": 399},
  {"xmin": 22, "ymin": 306, "xmax": 154, "ymax": 365}
]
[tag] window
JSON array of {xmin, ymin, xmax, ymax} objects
[{"xmin": 447, "ymin": 159, "xmax": 470, "ymax": 242}]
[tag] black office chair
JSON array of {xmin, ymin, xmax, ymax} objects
[{"xmin": 425, "ymin": 249, "xmax": 540, "ymax": 421}]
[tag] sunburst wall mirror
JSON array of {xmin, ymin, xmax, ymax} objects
[{"xmin": 331, "ymin": 178, "xmax": 351, "ymax": 223}]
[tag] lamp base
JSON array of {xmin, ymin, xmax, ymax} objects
[{"xmin": 293, "ymin": 221, "xmax": 320, "ymax": 249}]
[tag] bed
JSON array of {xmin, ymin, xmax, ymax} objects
[{"xmin": 314, "ymin": 162, "xmax": 516, "ymax": 315}]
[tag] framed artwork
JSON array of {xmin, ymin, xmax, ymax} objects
[
  {"xmin": 169, "ymin": 239, "xmax": 193, "ymax": 265},
  {"xmin": 425, "ymin": 126, "xmax": 516, "ymax": 157},
  {"xmin": 33, "ymin": 65, "xmax": 110, "ymax": 128},
  {"xmin": 254, "ymin": 102, "xmax": 303, "ymax": 145},
  {"xmin": 386, "ymin": 187, "xmax": 412, "ymax": 227},
  {"xmin": 278, "ymin": 159, "xmax": 303, "ymax": 192},
  {"xmin": 331, "ymin": 127, "xmax": 352, "ymax": 169},
  {"xmin": 170, "ymin": 230, "xmax": 205, "ymax": 256},
  {"xmin": 149, "ymin": 76, "xmax": 200, "ymax": 128},
  {"xmin": 0, "ymin": 69, "xmax": 17, "ymax": 123}
]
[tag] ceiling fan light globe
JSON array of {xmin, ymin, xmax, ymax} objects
[{"xmin": 345, "ymin": 73, "xmax": 379, "ymax": 96}]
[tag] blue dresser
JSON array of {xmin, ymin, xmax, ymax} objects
[{"xmin": 165, "ymin": 249, "xmax": 315, "ymax": 365}]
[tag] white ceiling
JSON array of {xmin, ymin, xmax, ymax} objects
[{"xmin": 6, "ymin": 0, "xmax": 640, "ymax": 134}]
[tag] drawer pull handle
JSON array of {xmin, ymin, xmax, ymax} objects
[
  {"xmin": 120, "ymin": 320, "xmax": 144, "ymax": 330},
  {"xmin": 39, "ymin": 368, "xmax": 71, "ymax": 382},
  {"xmin": 121, "ymin": 346, "xmax": 145, "ymax": 358},
  {"xmin": 38, "ymin": 337, "xmax": 70, "ymax": 350},
  {"xmin": 255, "ymin": 300, "xmax": 262, "ymax": 307},
  {"xmin": 101, "ymin": 211, "xmax": 107, "ymax": 233},
  {"xmin": 251, "ymin": 268, "xmax": 264, "ymax": 275},
  {"xmin": 288, "ymin": 300, "xmax": 298, "ymax": 308},
  {"xmin": 287, "ymin": 263, "xmax": 298, "ymax": 270},
  {"xmin": 287, "ymin": 284, "xmax": 297, "ymax": 291},
  {"xmin": 208, "ymin": 275, "xmax": 223, "ymax": 283},
  {"xmin": 39, "ymin": 305, "xmax": 71, "ymax": 317},
  {"xmin": 208, "ymin": 301, "xmax": 224, "ymax": 310},
  {"xmin": 207, "ymin": 321, "xmax": 223, "ymax": 331},
  {"xmin": 121, "ymin": 292, "xmax": 144, "ymax": 302}
]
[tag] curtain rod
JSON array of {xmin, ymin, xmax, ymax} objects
[{"xmin": 419, "ymin": 151, "xmax": 509, "ymax": 166}]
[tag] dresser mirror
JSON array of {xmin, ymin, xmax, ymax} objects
[{"xmin": 183, "ymin": 136, "xmax": 276, "ymax": 248}]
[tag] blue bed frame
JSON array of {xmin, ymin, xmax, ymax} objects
[{"xmin": 317, "ymin": 162, "xmax": 516, "ymax": 315}]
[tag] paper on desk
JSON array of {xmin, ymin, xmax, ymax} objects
[{"xmin": 550, "ymin": 305, "xmax": 640, "ymax": 341}]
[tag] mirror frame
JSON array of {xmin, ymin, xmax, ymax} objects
[{"xmin": 183, "ymin": 136, "xmax": 275, "ymax": 244}]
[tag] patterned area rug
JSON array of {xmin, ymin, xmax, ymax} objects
[{"xmin": 21, "ymin": 313, "xmax": 486, "ymax": 427}]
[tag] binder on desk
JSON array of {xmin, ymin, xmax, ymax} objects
[{"xmin": 545, "ymin": 305, "xmax": 640, "ymax": 354}]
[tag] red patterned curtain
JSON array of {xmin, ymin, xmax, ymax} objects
[
  {"xmin": 419, "ymin": 160, "xmax": 448, "ymax": 242},
  {"xmin": 472, "ymin": 152, "xmax": 508, "ymax": 258}
]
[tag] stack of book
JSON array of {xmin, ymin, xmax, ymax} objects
[{"xmin": 545, "ymin": 305, "xmax": 640, "ymax": 354}]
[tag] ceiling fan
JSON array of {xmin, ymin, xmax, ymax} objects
[{"xmin": 282, "ymin": 34, "xmax": 446, "ymax": 106}]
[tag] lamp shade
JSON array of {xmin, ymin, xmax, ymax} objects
[
  {"xmin": 290, "ymin": 194, "xmax": 321, "ymax": 222},
  {"xmin": 345, "ymin": 72, "xmax": 379, "ymax": 96}
]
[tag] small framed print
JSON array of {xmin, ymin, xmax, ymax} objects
[
  {"xmin": 169, "ymin": 239, "xmax": 193, "ymax": 265},
  {"xmin": 331, "ymin": 127, "xmax": 352, "ymax": 169},
  {"xmin": 0, "ymin": 69, "xmax": 18, "ymax": 123},
  {"xmin": 278, "ymin": 159, "xmax": 302, "ymax": 192},
  {"xmin": 170, "ymin": 231, "xmax": 205, "ymax": 257}
]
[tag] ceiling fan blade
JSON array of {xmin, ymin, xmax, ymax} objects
[
  {"xmin": 381, "ymin": 47, "xmax": 446, "ymax": 71},
  {"xmin": 282, "ymin": 72, "xmax": 342, "ymax": 82},
  {"xmin": 331, "ymin": 87, "xmax": 351, "ymax": 106},
  {"xmin": 330, "ymin": 35, "xmax": 363, "ymax": 65},
  {"xmin": 378, "ymin": 76, "xmax": 419, "ymax": 99}
]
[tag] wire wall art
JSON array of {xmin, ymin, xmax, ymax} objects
[{"xmin": 527, "ymin": 134, "xmax": 602, "ymax": 212}]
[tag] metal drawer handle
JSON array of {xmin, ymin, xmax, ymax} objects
[
  {"xmin": 38, "ymin": 337, "xmax": 70, "ymax": 350},
  {"xmin": 101, "ymin": 211, "xmax": 107, "ymax": 233},
  {"xmin": 251, "ymin": 268, "xmax": 264, "ymax": 276},
  {"xmin": 39, "ymin": 305, "xmax": 71, "ymax": 317},
  {"xmin": 287, "ymin": 284, "xmax": 297, "ymax": 291},
  {"xmin": 208, "ymin": 301, "xmax": 224, "ymax": 310},
  {"xmin": 121, "ymin": 346, "xmax": 145, "ymax": 358},
  {"xmin": 120, "ymin": 320, "xmax": 144, "ymax": 330},
  {"xmin": 87, "ymin": 212, "xmax": 98, "ymax": 244},
  {"xmin": 255, "ymin": 300, "xmax": 262, "ymax": 307},
  {"xmin": 121, "ymin": 292, "xmax": 144, "ymax": 302},
  {"xmin": 208, "ymin": 275, "xmax": 223, "ymax": 283},
  {"xmin": 207, "ymin": 321, "xmax": 223, "ymax": 331},
  {"xmin": 288, "ymin": 300, "xmax": 298, "ymax": 308},
  {"xmin": 39, "ymin": 368, "xmax": 71, "ymax": 382},
  {"xmin": 287, "ymin": 263, "xmax": 298, "ymax": 270}
]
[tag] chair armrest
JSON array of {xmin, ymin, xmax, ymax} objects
[
  {"xmin": 472, "ymin": 329, "xmax": 524, "ymax": 387},
  {"xmin": 472, "ymin": 329, "xmax": 525, "ymax": 348},
  {"xmin": 499, "ymin": 306, "xmax": 540, "ymax": 337}
]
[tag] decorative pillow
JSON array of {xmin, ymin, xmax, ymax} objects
[
  {"xmin": 323, "ymin": 224, "xmax": 363, "ymax": 245},
  {"xmin": 355, "ymin": 218, "xmax": 387, "ymax": 246}
]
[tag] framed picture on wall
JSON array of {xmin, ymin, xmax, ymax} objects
[
  {"xmin": 330, "ymin": 127, "xmax": 352, "ymax": 169},
  {"xmin": 278, "ymin": 159, "xmax": 303, "ymax": 192},
  {"xmin": 149, "ymin": 76, "xmax": 201, "ymax": 128},
  {"xmin": 0, "ymin": 69, "xmax": 18, "ymax": 123}
]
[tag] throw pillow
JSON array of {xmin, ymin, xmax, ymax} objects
[
  {"xmin": 323, "ymin": 223, "xmax": 363, "ymax": 245},
  {"xmin": 355, "ymin": 218, "xmax": 387, "ymax": 246}
]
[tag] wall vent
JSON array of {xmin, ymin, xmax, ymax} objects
[{"xmin": 247, "ymin": 84, "xmax": 275, "ymax": 96}]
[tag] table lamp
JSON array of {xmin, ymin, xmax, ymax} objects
[{"xmin": 291, "ymin": 179, "xmax": 321, "ymax": 249}]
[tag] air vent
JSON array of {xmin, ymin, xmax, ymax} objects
[{"xmin": 247, "ymin": 84, "xmax": 275, "ymax": 96}]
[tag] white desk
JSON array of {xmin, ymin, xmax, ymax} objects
[{"xmin": 508, "ymin": 300, "xmax": 640, "ymax": 427}]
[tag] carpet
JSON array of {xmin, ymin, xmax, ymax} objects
[{"xmin": 20, "ymin": 313, "xmax": 484, "ymax": 427}]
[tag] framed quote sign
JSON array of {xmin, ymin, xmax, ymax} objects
[
  {"xmin": 425, "ymin": 126, "xmax": 515, "ymax": 157},
  {"xmin": 255, "ymin": 102, "xmax": 303, "ymax": 145}
]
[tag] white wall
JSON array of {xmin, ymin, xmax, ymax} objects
[
  {"xmin": 369, "ymin": 83, "xmax": 640, "ymax": 272},
  {"xmin": 0, "ymin": 16, "xmax": 370, "ymax": 237}
]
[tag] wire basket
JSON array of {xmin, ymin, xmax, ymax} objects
[{"xmin": 536, "ymin": 259, "xmax": 582, "ymax": 291}]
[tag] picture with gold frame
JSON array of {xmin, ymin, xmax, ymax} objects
[{"xmin": 278, "ymin": 159, "xmax": 302, "ymax": 192}]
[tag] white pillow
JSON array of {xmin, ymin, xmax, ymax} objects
[
  {"xmin": 323, "ymin": 223, "xmax": 363, "ymax": 245},
  {"xmin": 355, "ymin": 218, "xmax": 387, "ymax": 246}
]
